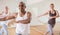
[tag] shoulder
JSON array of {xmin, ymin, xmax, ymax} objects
[
  {"xmin": 55, "ymin": 10, "xmax": 58, "ymax": 12},
  {"xmin": 55, "ymin": 10, "xmax": 59, "ymax": 13},
  {"xmin": 27, "ymin": 12, "xmax": 31, "ymax": 15},
  {"xmin": 27, "ymin": 12, "xmax": 31, "ymax": 17}
]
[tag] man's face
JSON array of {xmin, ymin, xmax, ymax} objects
[{"xmin": 19, "ymin": 3, "xmax": 25, "ymax": 10}]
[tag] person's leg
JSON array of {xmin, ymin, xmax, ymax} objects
[
  {"xmin": 0, "ymin": 23, "xmax": 4, "ymax": 35},
  {"xmin": 44, "ymin": 31, "xmax": 49, "ymax": 35},
  {"xmin": 51, "ymin": 24, "xmax": 55, "ymax": 35},
  {"xmin": 4, "ymin": 28, "xmax": 8, "ymax": 35},
  {"xmin": 0, "ymin": 26, "xmax": 2, "ymax": 35},
  {"xmin": 0, "ymin": 27, "xmax": 4, "ymax": 35},
  {"xmin": 0, "ymin": 22, "xmax": 2, "ymax": 35},
  {"xmin": 48, "ymin": 24, "xmax": 53, "ymax": 35},
  {"xmin": 0, "ymin": 30, "xmax": 2, "ymax": 35},
  {"xmin": 2, "ymin": 24, "xmax": 8, "ymax": 35},
  {"xmin": 44, "ymin": 24, "xmax": 50, "ymax": 35}
]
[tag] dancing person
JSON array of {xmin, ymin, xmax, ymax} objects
[
  {"xmin": 0, "ymin": 6, "xmax": 16, "ymax": 35},
  {"xmin": 37, "ymin": 3, "xmax": 59, "ymax": 35},
  {"xmin": 0, "ymin": 6, "xmax": 9, "ymax": 35},
  {"xmin": 15, "ymin": 2, "xmax": 31, "ymax": 35}
]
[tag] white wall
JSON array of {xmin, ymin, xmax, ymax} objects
[
  {"xmin": 27, "ymin": 0, "xmax": 60, "ymax": 26},
  {"xmin": 0, "ymin": 0, "xmax": 27, "ymax": 13},
  {"xmin": 0, "ymin": 0, "xmax": 60, "ymax": 26}
]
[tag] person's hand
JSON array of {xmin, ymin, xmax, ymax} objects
[
  {"xmin": 6, "ymin": 16, "xmax": 9, "ymax": 20},
  {"xmin": 0, "ymin": 16, "xmax": 6, "ymax": 21},
  {"xmin": 16, "ymin": 21, "xmax": 19, "ymax": 23}
]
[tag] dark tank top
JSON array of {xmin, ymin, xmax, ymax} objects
[
  {"xmin": 49, "ymin": 10, "xmax": 56, "ymax": 19},
  {"xmin": 48, "ymin": 10, "xmax": 56, "ymax": 25}
]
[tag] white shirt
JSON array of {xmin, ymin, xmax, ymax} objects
[
  {"xmin": 0, "ymin": 12, "xmax": 11, "ymax": 26},
  {"xmin": 16, "ymin": 12, "xmax": 30, "ymax": 34}
]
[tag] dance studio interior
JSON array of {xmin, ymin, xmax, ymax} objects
[{"xmin": 0, "ymin": 0, "xmax": 60, "ymax": 35}]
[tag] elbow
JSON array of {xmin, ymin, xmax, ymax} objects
[
  {"xmin": 26, "ymin": 21, "xmax": 31, "ymax": 24},
  {"xmin": 28, "ymin": 21, "xmax": 30, "ymax": 23},
  {"xmin": 27, "ymin": 19, "xmax": 31, "ymax": 23},
  {"xmin": 26, "ymin": 21, "xmax": 30, "ymax": 23},
  {"xmin": 57, "ymin": 15, "xmax": 59, "ymax": 17},
  {"xmin": 28, "ymin": 20, "xmax": 31, "ymax": 23},
  {"xmin": 56, "ymin": 16, "xmax": 59, "ymax": 18}
]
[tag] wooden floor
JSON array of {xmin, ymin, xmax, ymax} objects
[
  {"xmin": 30, "ymin": 23, "xmax": 60, "ymax": 35},
  {"xmin": 2, "ymin": 23, "xmax": 60, "ymax": 35},
  {"xmin": 7, "ymin": 27, "xmax": 44, "ymax": 35},
  {"xmin": 30, "ymin": 27, "xmax": 44, "ymax": 35}
]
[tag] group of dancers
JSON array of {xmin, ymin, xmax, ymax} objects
[
  {"xmin": 0, "ymin": 1, "xmax": 59, "ymax": 35},
  {"xmin": 0, "ymin": 2, "xmax": 31, "ymax": 35}
]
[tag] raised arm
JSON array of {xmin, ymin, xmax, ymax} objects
[
  {"xmin": 17, "ymin": 12, "xmax": 31, "ymax": 24},
  {"xmin": 38, "ymin": 11, "xmax": 49, "ymax": 17},
  {"xmin": 6, "ymin": 13, "xmax": 18, "ymax": 20}
]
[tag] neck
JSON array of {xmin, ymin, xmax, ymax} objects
[
  {"xmin": 5, "ymin": 10, "xmax": 8, "ymax": 14},
  {"xmin": 50, "ymin": 9, "xmax": 55, "ymax": 12},
  {"xmin": 20, "ymin": 9, "xmax": 26, "ymax": 14},
  {"xmin": 21, "ymin": 11, "xmax": 26, "ymax": 14}
]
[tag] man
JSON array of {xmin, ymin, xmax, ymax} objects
[{"xmin": 15, "ymin": 2, "xmax": 31, "ymax": 35}]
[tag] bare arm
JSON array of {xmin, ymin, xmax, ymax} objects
[
  {"xmin": 50, "ymin": 11, "xmax": 59, "ymax": 18},
  {"xmin": 0, "ymin": 17, "xmax": 6, "ymax": 21},
  {"xmin": 17, "ymin": 12, "xmax": 31, "ymax": 24},
  {"xmin": 0, "ymin": 13, "xmax": 6, "ymax": 21},
  {"xmin": 7, "ymin": 13, "xmax": 18, "ymax": 26},
  {"xmin": 38, "ymin": 11, "xmax": 48, "ymax": 17},
  {"xmin": 6, "ymin": 13, "xmax": 18, "ymax": 20}
]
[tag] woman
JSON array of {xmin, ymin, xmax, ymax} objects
[{"xmin": 38, "ymin": 3, "xmax": 59, "ymax": 35}]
